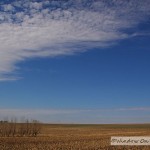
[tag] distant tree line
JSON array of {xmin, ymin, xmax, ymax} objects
[{"xmin": 0, "ymin": 118, "xmax": 41, "ymax": 137}]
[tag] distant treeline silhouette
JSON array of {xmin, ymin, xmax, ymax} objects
[{"xmin": 0, "ymin": 118, "xmax": 41, "ymax": 137}]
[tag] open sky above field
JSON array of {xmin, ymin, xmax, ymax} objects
[{"xmin": 0, "ymin": 0, "xmax": 150, "ymax": 123}]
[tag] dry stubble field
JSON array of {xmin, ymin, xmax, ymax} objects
[{"xmin": 0, "ymin": 124, "xmax": 150, "ymax": 150}]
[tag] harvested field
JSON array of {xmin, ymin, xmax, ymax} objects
[{"xmin": 0, "ymin": 124, "xmax": 150, "ymax": 150}]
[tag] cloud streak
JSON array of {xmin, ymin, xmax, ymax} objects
[
  {"xmin": 0, "ymin": 0, "xmax": 150, "ymax": 80},
  {"xmin": 0, "ymin": 107, "xmax": 150, "ymax": 123}
]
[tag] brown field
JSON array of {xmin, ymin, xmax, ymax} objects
[{"xmin": 0, "ymin": 124, "xmax": 150, "ymax": 150}]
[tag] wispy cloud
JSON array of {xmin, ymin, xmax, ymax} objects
[
  {"xmin": 0, "ymin": 107, "xmax": 150, "ymax": 123},
  {"xmin": 116, "ymin": 107, "xmax": 150, "ymax": 111},
  {"xmin": 0, "ymin": 0, "xmax": 150, "ymax": 80}
]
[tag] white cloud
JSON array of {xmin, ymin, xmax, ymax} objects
[
  {"xmin": 0, "ymin": 0, "xmax": 150, "ymax": 80},
  {"xmin": 2, "ymin": 4, "xmax": 15, "ymax": 12},
  {"xmin": 0, "ymin": 107, "xmax": 150, "ymax": 123},
  {"xmin": 29, "ymin": 2, "xmax": 43, "ymax": 10}
]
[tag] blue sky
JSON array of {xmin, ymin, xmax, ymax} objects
[{"xmin": 0, "ymin": 0, "xmax": 150, "ymax": 123}]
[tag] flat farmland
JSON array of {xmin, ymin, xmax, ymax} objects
[{"xmin": 0, "ymin": 124, "xmax": 150, "ymax": 150}]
